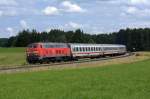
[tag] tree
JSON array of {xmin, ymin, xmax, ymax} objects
[
  {"xmin": 71, "ymin": 29, "xmax": 86, "ymax": 43},
  {"xmin": 2, "ymin": 27, "xmax": 150, "ymax": 51}
]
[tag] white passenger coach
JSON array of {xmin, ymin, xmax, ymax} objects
[{"xmin": 69, "ymin": 43, "xmax": 126, "ymax": 58}]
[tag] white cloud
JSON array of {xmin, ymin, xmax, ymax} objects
[
  {"xmin": 0, "ymin": 10, "xmax": 3, "ymax": 16},
  {"xmin": 119, "ymin": 0, "xmax": 150, "ymax": 17},
  {"xmin": 130, "ymin": 0, "xmax": 149, "ymax": 5},
  {"xmin": 20, "ymin": 20, "xmax": 28, "ymax": 29},
  {"xmin": 124, "ymin": 6, "xmax": 150, "ymax": 17},
  {"xmin": 43, "ymin": 6, "xmax": 59, "ymax": 15},
  {"xmin": 0, "ymin": 0, "xmax": 18, "ymax": 6},
  {"xmin": 5, "ymin": 10, "xmax": 17, "ymax": 16},
  {"xmin": 66, "ymin": 22, "xmax": 83, "ymax": 29},
  {"xmin": 6, "ymin": 27, "xmax": 14, "ymax": 37},
  {"xmin": 126, "ymin": 6, "xmax": 137, "ymax": 14},
  {"xmin": 62, "ymin": 1, "xmax": 85, "ymax": 13},
  {"xmin": 0, "ymin": 9, "xmax": 17, "ymax": 17},
  {"xmin": 98, "ymin": 0, "xmax": 150, "ymax": 6}
]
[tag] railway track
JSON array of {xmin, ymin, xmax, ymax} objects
[{"xmin": 0, "ymin": 53, "xmax": 134, "ymax": 73}]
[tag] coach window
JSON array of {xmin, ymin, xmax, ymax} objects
[
  {"xmin": 85, "ymin": 47, "xmax": 87, "ymax": 52},
  {"xmin": 75, "ymin": 47, "xmax": 77, "ymax": 51},
  {"xmin": 75, "ymin": 47, "xmax": 77, "ymax": 52},
  {"xmin": 94, "ymin": 47, "xmax": 96, "ymax": 51},
  {"xmin": 93, "ymin": 47, "xmax": 95, "ymax": 51},
  {"xmin": 82, "ymin": 47, "xmax": 84, "ymax": 52},
  {"xmin": 97, "ymin": 47, "xmax": 99, "ymax": 51},
  {"xmin": 88, "ymin": 47, "xmax": 90, "ymax": 52},
  {"xmin": 84, "ymin": 47, "xmax": 87, "ymax": 52},
  {"xmin": 78, "ymin": 47, "xmax": 80, "ymax": 52},
  {"xmin": 81, "ymin": 47, "xmax": 84, "ymax": 52},
  {"xmin": 83, "ymin": 47, "xmax": 85, "ymax": 52},
  {"xmin": 79, "ymin": 47, "xmax": 81, "ymax": 52},
  {"xmin": 96, "ymin": 47, "xmax": 98, "ymax": 51},
  {"xmin": 86, "ymin": 47, "xmax": 88, "ymax": 52},
  {"xmin": 75, "ymin": 47, "xmax": 78, "ymax": 52},
  {"xmin": 104, "ymin": 47, "xmax": 106, "ymax": 51},
  {"xmin": 73, "ymin": 47, "xmax": 76, "ymax": 51},
  {"xmin": 91, "ymin": 47, "xmax": 93, "ymax": 52},
  {"xmin": 99, "ymin": 47, "xmax": 101, "ymax": 51},
  {"xmin": 77, "ymin": 47, "xmax": 79, "ymax": 51},
  {"xmin": 84, "ymin": 47, "xmax": 86, "ymax": 52}
]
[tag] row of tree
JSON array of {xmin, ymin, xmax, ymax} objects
[
  {"xmin": 2, "ymin": 29, "xmax": 115, "ymax": 47},
  {"xmin": 0, "ymin": 28, "xmax": 150, "ymax": 51},
  {"xmin": 116, "ymin": 28, "xmax": 150, "ymax": 51}
]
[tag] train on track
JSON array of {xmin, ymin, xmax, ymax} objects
[{"xmin": 26, "ymin": 43, "xmax": 127, "ymax": 64}]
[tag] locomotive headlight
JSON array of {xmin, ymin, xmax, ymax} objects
[
  {"xmin": 33, "ymin": 51, "xmax": 39, "ymax": 56},
  {"xmin": 27, "ymin": 51, "xmax": 39, "ymax": 56}
]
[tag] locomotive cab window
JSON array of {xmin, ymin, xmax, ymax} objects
[{"xmin": 28, "ymin": 44, "xmax": 38, "ymax": 48}]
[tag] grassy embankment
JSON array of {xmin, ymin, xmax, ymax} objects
[{"xmin": 0, "ymin": 58, "xmax": 150, "ymax": 99}]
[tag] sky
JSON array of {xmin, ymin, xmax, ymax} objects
[{"xmin": 0, "ymin": 0, "xmax": 150, "ymax": 38}]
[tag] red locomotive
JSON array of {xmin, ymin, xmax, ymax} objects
[
  {"xmin": 26, "ymin": 42, "xmax": 126, "ymax": 64},
  {"xmin": 26, "ymin": 43, "xmax": 71, "ymax": 64}
]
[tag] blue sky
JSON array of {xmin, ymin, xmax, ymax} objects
[{"xmin": 0, "ymin": 0, "xmax": 150, "ymax": 38}]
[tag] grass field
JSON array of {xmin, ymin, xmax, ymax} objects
[
  {"xmin": 0, "ymin": 48, "xmax": 26, "ymax": 66},
  {"xmin": 0, "ymin": 59, "xmax": 150, "ymax": 99},
  {"xmin": 0, "ymin": 48, "xmax": 150, "ymax": 98}
]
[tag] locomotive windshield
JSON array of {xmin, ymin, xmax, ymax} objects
[{"xmin": 28, "ymin": 44, "xmax": 38, "ymax": 48}]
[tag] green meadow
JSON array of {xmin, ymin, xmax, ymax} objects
[
  {"xmin": 0, "ymin": 48, "xmax": 26, "ymax": 66},
  {"xmin": 0, "ymin": 59, "xmax": 150, "ymax": 99}
]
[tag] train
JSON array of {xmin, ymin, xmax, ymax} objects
[{"xmin": 26, "ymin": 42, "xmax": 127, "ymax": 64}]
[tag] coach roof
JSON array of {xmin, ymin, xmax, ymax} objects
[{"xmin": 69, "ymin": 43, "xmax": 125, "ymax": 47}]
